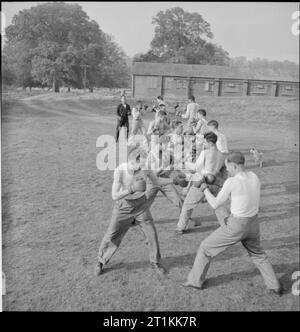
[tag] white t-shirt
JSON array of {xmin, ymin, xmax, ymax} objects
[
  {"xmin": 216, "ymin": 132, "xmax": 229, "ymax": 154},
  {"xmin": 131, "ymin": 107, "xmax": 142, "ymax": 120},
  {"xmin": 218, "ymin": 172, "xmax": 260, "ymax": 218},
  {"xmin": 182, "ymin": 102, "xmax": 200, "ymax": 124}
]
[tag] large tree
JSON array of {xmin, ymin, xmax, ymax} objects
[
  {"xmin": 134, "ymin": 7, "xmax": 230, "ymax": 65},
  {"xmin": 3, "ymin": 2, "xmax": 130, "ymax": 90}
]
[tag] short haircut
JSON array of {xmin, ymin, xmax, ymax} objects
[
  {"xmin": 157, "ymin": 96, "xmax": 163, "ymax": 100},
  {"xmin": 189, "ymin": 95, "xmax": 195, "ymax": 102},
  {"xmin": 157, "ymin": 110, "xmax": 167, "ymax": 117},
  {"xmin": 171, "ymin": 120, "xmax": 183, "ymax": 129},
  {"xmin": 207, "ymin": 120, "xmax": 219, "ymax": 129},
  {"xmin": 204, "ymin": 131, "xmax": 218, "ymax": 144},
  {"xmin": 198, "ymin": 109, "xmax": 207, "ymax": 117},
  {"xmin": 136, "ymin": 100, "xmax": 142, "ymax": 104},
  {"xmin": 226, "ymin": 152, "xmax": 245, "ymax": 165}
]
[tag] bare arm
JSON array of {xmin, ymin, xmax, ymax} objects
[
  {"xmin": 193, "ymin": 120, "xmax": 202, "ymax": 134},
  {"xmin": 181, "ymin": 106, "xmax": 190, "ymax": 119},
  {"xmin": 111, "ymin": 168, "xmax": 131, "ymax": 201},
  {"xmin": 147, "ymin": 170, "xmax": 173, "ymax": 187},
  {"xmin": 147, "ymin": 122, "xmax": 155, "ymax": 135},
  {"xmin": 185, "ymin": 150, "xmax": 205, "ymax": 172}
]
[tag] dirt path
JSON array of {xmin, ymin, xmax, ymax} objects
[{"xmin": 2, "ymin": 96, "xmax": 299, "ymax": 311}]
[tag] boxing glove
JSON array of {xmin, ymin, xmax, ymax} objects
[
  {"xmin": 128, "ymin": 178, "xmax": 147, "ymax": 194},
  {"xmin": 204, "ymin": 174, "xmax": 216, "ymax": 185}
]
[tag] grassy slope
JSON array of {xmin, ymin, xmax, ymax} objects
[{"xmin": 1, "ymin": 91, "xmax": 299, "ymax": 311}]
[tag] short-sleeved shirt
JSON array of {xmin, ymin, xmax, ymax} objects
[
  {"xmin": 132, "ymin": 107, "xmax": 142, "ymax": 121},
  {"xmin": 194, "ymin": 118, "xmax": 208, "ymax": 135},
  {"xmin": 216, "ymin": 132, "xmax": 229, "ymax": 154},
  {"xmin": 182, "ymin": 102, "xmax": 200, "ymax": 125}
]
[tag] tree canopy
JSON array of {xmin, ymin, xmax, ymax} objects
[
  {"xmin": 133, "ymin": 7, "xmax": 230, "ymax": 65},
  {"xmin": 3, "ymin": 2, "xmax": 130, "ymax": 90}
]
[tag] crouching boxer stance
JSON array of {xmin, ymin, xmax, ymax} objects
[
  {"xmin": 95, "ymin": 145, "xmax": 186, "ymax": 277},
  {"xmin": 183, "ymin": 152, "xmax": 282, "ymax": 295},
  {"xmin": 176, "ymin": 132, "xmax": 226, "ymax": 234}
]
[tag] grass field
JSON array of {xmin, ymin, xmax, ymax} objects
[{"xmin": 1, "ymin": 90, "xmax": 299, "ymax": 311}]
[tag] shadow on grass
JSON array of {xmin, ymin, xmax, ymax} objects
[
  {"xmin": 155, "ymin": 215, "xmax": 217, "ymax": 225},
  {"xmin": 205, "ymin": 262, "xmax": 299, "ymax": 294},
  {"xmin": 106, "ymin": 235, "xmax": 299, "ymax": 280}
]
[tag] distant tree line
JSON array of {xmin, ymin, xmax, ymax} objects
[
  {"xmin": 230, "ymin": 56, "xmax": 299, "ymax": 81},
  {"xmin": 2, "ymin": 2, "xmax": 131, "ymax": 91},
  {"xmin": 2, "ymin": 4, "xmax": 298, "ymax": 91},
  {"xmin": 132, "ymin": 7, "xmax": 299, "ymax": 80}
]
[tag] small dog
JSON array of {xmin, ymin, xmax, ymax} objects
[{"xmin": 250, "ymin": 147, "xmax": 263, "ymax": 168}]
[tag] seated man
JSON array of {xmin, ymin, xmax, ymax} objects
[{"xmin": 175, "ymin": 132, "xmax": 227, "ymax": 234}]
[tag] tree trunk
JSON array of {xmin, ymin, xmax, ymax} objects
[
  {"xmin": 68, "ymin": 87, "xmax": 71, "ymax": 92},
  {"xmin": 52, "ymin": 70, "xmax": 59, "ymax": 93}
]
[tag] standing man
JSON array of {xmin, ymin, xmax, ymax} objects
[
  {"xmin": 95, "ymin": 145, "xmax": 186, "ymax": 277},
  {"xmin": 116, "ymin": 95, "xmax": 131, "ymax": 142},
  {"xmin": 207, "ymin": 120, "xmax": 229, "ymax": 154},
  {"xmin": 193, "ymin": 109, "xmax": 208, "ymax": 136},
  {"xmin": 175, "ymin": 132, "xmax": 226, "ymax": 234},
  {"xmin": 183, "ymin": 152, "xmax": 282, "ymax": 295},
  {"xmin": 181, "ymin": 96, "xmax": 200, "ymax": 131},
  {"xmin": 131, "ymin": 100, "xmax": 147, "ymax": 136},
  {"xmin": 147, "ymin": 110, "xmax": 171, "ymax": 138},
  {"xmin": 152, "ymin": 96, "xmax": 166, "ymax": 113}
]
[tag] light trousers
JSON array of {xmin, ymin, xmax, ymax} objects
[
  {"xmin": 187, "ymin": 208, "xmax": 280, "ymax": 290},
  {"xmin": 97, "ymin": 194, "xmax": 161, "ymax": 265}
]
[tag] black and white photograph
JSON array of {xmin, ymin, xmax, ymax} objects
[{"xmin": 1, "ymin": 1, "xmax": 299, "ymax": 314}]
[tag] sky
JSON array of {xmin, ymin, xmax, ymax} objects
[{"xmin": 1, "ymin": 1, "xmax": 299, "ymax": 63}]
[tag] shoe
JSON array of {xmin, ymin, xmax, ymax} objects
[
  {"xmin": 94, "ymin": 261, "xmax": 103, "ymax": 276},
  {"xmin": 175, "ymin": 229, "xmax": 186, "ymax": 235},
  {"xmin": 268, "ymin": 286, "xmax": 283, "ymax": 296},
  {"xmin": 181, "ymin": 281, "xmax": 205, "ymax": 290},
  {"xmin": 151, "ymin": 263, "xmax": 166, "ymax": 276}
]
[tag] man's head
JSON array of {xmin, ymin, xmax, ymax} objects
[
  {"xmin": 121, "ymin": 95, "xmax": 126, "ymax": 104},
  {"xmin": 197, "ymin": 109, "xmax": 207, "ymax": 120},
  {"xmin": 159, "ymin": 104, "xmax": 166, "ymax": 112},
  {"xmin": 136, "ymin": 100, "xmax": 143, "ymax": 109},
  {"xmin": 207, "ymin": 120, "xmax": 219, "ymax": 133},
  {"xmin": 225, "ymin": 152, "xmax": 245, "ymax": 176},
  {"xmin": 203, "ymin": 131, "xmax": 218, "ymax": 149},
  {"xmin": 127, "ymin": 145, "xmax": 148, "ymax": 171},
  {"xmin": 172, "ymin": 120, "xmax": 183, "ymax": 135},
  {"xmin": 188, "ymin": 95, "xmax": 195, "ymax": 103},
  {"xmin": 157, "ymin": 96, "xmax": 163, "ymax": 103},
  {"xmin": 156, "ymin": 110, "xmax": 167, "ymax": 122}
]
